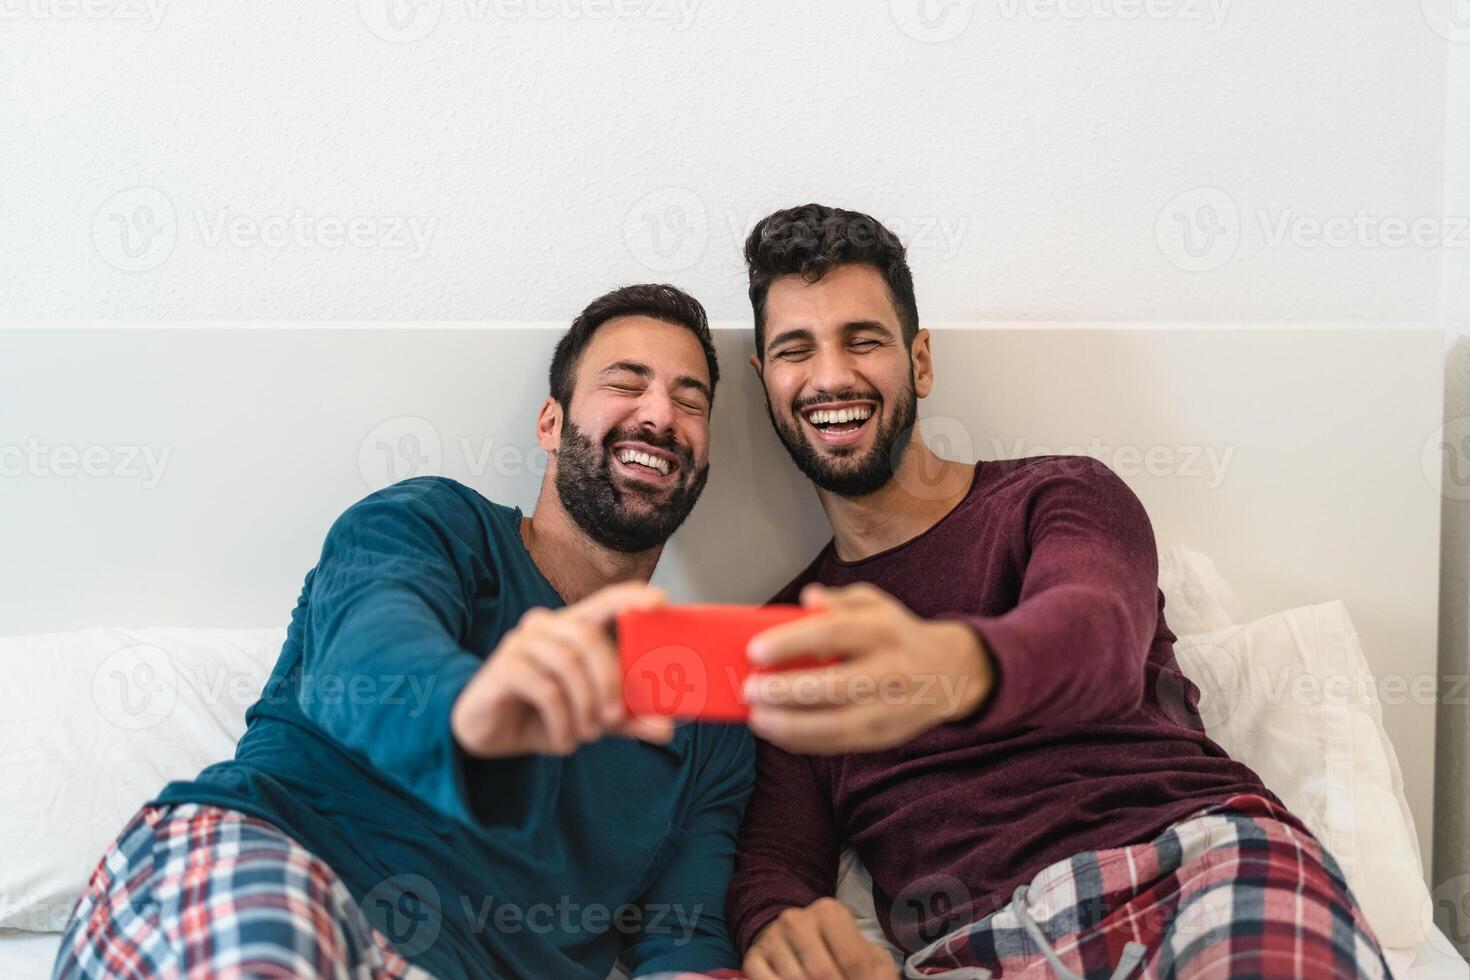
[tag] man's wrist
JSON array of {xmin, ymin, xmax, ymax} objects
[
  {"xmin": 932, "ymin": 620, "xmax": 993, "ymax": 719},
  {"xmin": 450, "ymin": 685, "xmax": 491, "ymax": 756}
]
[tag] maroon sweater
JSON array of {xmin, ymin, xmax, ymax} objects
[{"xmin": 727, "ymin": 456, "xmax": 1279, "ymax": 955}]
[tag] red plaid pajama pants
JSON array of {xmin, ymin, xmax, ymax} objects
[
  {"xmin": 902, "ymin": 793, "xmax": 1390, "ymax": 979},
  {"xmin": 53, "ymin": 803, "xmax": 431, "ymax": 980}
]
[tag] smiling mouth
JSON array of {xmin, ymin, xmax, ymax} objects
[
  {"xmin": 800, "ymin": 402, "xmax": 877, "ymax": 446},
  {"xmin": 611, "ymin": 443, "xmax": 680, "ymax": 484}
]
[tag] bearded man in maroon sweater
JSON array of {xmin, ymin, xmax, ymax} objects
[{"xmin": 724, "ymin": 204, "xmax": 1391, "ymax": 980}]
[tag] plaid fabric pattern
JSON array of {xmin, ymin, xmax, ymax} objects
[
  {"xmin": 52, "ymin": 803, "xmax": 435, "ymax": 980},
  {"xmin": 905, "ymin": 793, "xmax": 1391, "ymax": 979}
]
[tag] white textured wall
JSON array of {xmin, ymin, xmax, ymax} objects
[{"xmin": 0, "ymin": 2, "xmax": 1453, "ymax": 322}]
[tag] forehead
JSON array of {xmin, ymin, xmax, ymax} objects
[
  {"xmin": 763, "ymin": 263, "xmax": 899, "ymax": 332},
  {"xmin": 577, "ymin": 315, "xmax": 710, "ymax": 383}
]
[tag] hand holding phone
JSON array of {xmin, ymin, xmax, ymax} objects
[{"xmin": 617, "ymin": 604, "xmax": 835, "ymax": 722}]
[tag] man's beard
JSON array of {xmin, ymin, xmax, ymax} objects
[
  {"xmin": 766, "ymin": 372, "xmax": 919, "ymax": 498},
  {"xmin": 554, "ymin": 419, "xmax": 709, "ymax": 553}
]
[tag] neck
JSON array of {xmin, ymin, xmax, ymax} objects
[
  {"xmin": 521, "ymin": 479, "xmax": 661, "ymax": 605},
  {"xmin": 816, "ymin": 435, "xmax": 976, "ymax": 563}
]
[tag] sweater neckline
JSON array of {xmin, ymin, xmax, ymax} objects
[{"xmin": 825, "ymin": 460, "xmax": 984, "ymax": 569}]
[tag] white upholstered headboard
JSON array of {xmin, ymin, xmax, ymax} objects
[{"xmin": 0, "ymin": 322, "xmax": 1445, "ymax": 865}]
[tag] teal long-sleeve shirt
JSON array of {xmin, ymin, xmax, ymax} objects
[{"xmin": 152, "ymin": 477, "xmax": 755, "ymax": 980}]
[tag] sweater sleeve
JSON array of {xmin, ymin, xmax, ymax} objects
[
  {"xmin": 959, "ymin": 460, "xmax": 1161, "ymax": 735},
  {"xmin": 725, "ymin": 738, "xmax": 840, "ymax": 953},
  {"xmin": 298, "ymin": 477, "xmax": 491, "ymax": 826}
]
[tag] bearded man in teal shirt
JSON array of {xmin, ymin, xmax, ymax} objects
[{"xmin": 53, "ymin": 284, "xmax": 754, "ymax": 980}]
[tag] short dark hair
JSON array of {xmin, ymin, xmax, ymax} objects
[
  {"xmin": 549, "ymin": 283, "xmax": 718, "ymax": 408},
  {"xmin": 744, "ymin": 204, "xmax": 919, "ymax": 357}
]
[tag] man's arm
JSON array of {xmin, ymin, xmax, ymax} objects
[
  {"xmin": 726, "ymin": 739, "xmax": 836, "ymax": 952},
  {"xmin": 300, "ymin": 478, "xmax": 490, "ymax": 825},
  {"xmin": 744, "ymin": 462, "xmax": 1159, "ymax": 751},
  {"xmin": 723, "ymin": 742, "xmax": 894, "ymax": 979},
  {"xmin": 300, "ymin": 477, "xmax": 671, "ymax": 826},
  {"xmin": 959, "ymin": 460, "xmax": 1160, "ymax": 734},
  {"xmin": 619, "ymin": 724, "xmax": 755, "ymax": 977}
]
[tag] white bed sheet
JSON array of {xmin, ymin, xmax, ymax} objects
[
  {"xmin": 0, "ymin": 930, "xmax": 62, "ymax": 978},
  {"xmin": 1390, "ymin": 934, "xmax": 1470, "ymax": 979},
  {"xmin": 4, "ymin": 927, "xmax": 1466, "ymax": 979}
]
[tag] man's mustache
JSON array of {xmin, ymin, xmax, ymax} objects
[{"xmin": 790, "ymin": 389, "xmax": 885, "ymax": 416}]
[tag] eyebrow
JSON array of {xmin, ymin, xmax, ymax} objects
[
  {"xmin": 599, "ymin": 360, "xmax": 713, "ymax": 404},
  {"xmin": 765, "ymin": 320, "xmax": 897, "ymax": 353}
]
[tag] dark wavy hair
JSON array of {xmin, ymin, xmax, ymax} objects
[
  {"xmin": 549, "ymin": 283, "xmax": 718, "ymax": 407},
  {"xmin": 744, "ymin": 204, "xmax": 919, "ymax": 357}
]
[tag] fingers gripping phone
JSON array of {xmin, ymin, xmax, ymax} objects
[{"xmin": 617, "ymin": 605, "xmax": 834, "ymax": 722}]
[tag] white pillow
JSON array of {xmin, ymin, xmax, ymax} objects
[
  {"xmin": 1172, "ymin": 601, "xmax": 1429, "ymax": 950},
  {"xmin": 0, "ymin": 627, "xmax": 664, "ymax": 980},
  {"xmin": 0, "ymin": 627, "xmax": 283, "ymax": 931},
  {"xmin": 1158, "ymin": 544, "xmax": 1242, "ymax": 634},
  {"xmin": 832, "ymin": 550, "xmax": 1431, "ymax": 963}
]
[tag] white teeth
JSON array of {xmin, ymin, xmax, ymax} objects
[
  {"xmin": 807, "ymin": 406, "xmax": 873, "ymax": 425},
  {"xmin": 618, "ymin": 449, "xmax": 670, "ymax": 475}
]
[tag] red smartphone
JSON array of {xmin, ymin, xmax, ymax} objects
[{"xmin": 617, "ymin": 604, "xmax": 835, "ymax": 722}]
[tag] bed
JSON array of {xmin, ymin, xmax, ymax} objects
[{"xmin": 0, "ymin": 323, "xmax": 1463, "ymax": 977}]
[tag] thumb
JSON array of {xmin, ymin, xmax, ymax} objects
[
  {"xmin": 615, "ymin": 713, "xmax": 676, "ymax": 744},
  {"xmin": 799, "ymin": 582, "xmax": 833, "ymax": 610},
  {"xmin": 568, "ymin": 582, "xmax": 666, "ymax": 627}
]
